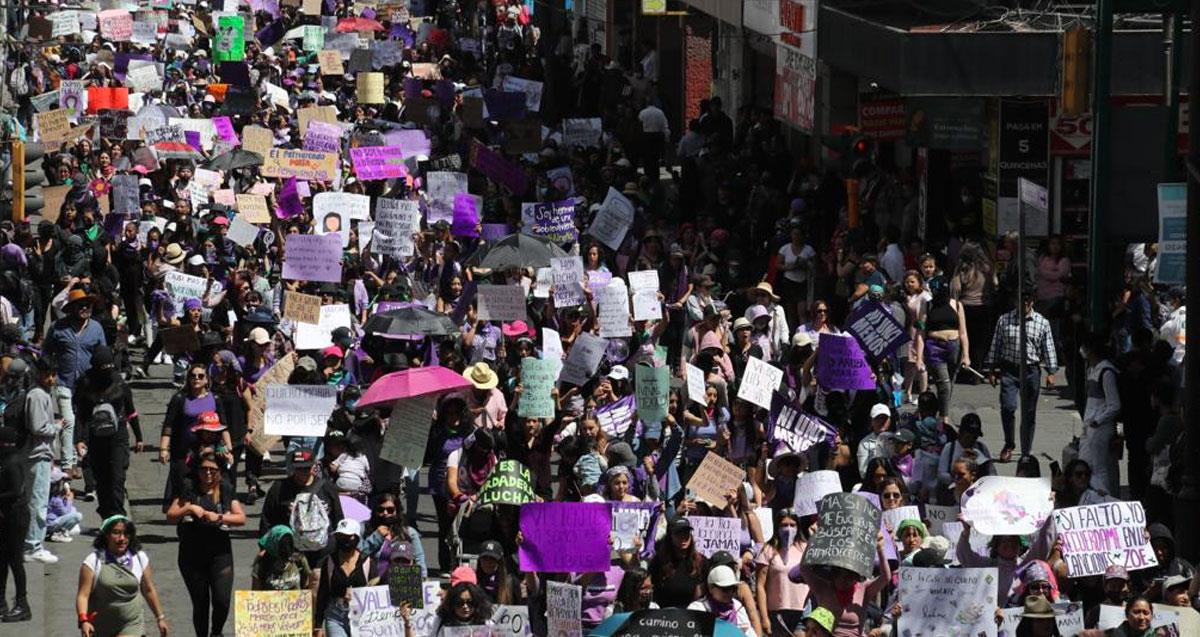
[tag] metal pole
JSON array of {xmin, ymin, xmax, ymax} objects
[
  {"xmin": 1087, "ymin": 0, "xmax": 1113, "ymax": 325},
  {"xmin": 1018, "ymin": 197, "xmax": 1027, "ymax": 456},
  {"xmin": 1163, "ymin": 13, "xmax": 1182, "ymax": 182}
]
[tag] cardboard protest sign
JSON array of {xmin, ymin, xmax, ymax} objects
[
  {"xmin": 802, "ymin": 493, "xmax": 882, "ymax": 579},
  {"xmin": 302, "ymin": 24, "xmax": 324, "ymax": 52},
  {"xmin": 213, "ymin": 15, "xmax": 245, "ymax": 62},
  {"xmin": 379, "ymin": 396, "xmax": 436, "ymax": 470},
  {"xmin": 961, "ymin": 476, "xmax": 1053, "ymax": 536},
  {"xmin": 1052, "ymin": 501, "xmax": 1158, "ymax": 577},
  {"xmin": 815, "ymin": 332, "xmax": 876, "ymax": 390},
  {"xmin": 260, "ymin": 149, "xmax": 339, "ymax": 182},
  {"xmin": 687, "ymin": 452, "xmax": 746, "ymax": 507},
  {"xmin": 248, "ymin": 355, "xmax": 296, "ymax": 454},
  {"xmin": 234, "ymin": 590, "xmax": 312, "ymax": 636},
  {"xmin": 283, "ymin": 233, "xmax": 343, "ymax": 283},
  {"xmin": 500, "ymin": 76, "xmax": 544, "ymax": 112},
  {"xmin": 737, "ymin": 356, "xmax": 784, "ymax": 410},
  {"xmin": 479, "ymin": 459, "xmax": 536, "ymax": 507},
  {"xmin": 317, "ymin": 49, "xmax": 344, "ymax": 75},
  {"xmin": 235, "ymin": 194, "xmax": 271, "ymax": 223},
  {"xmin": 587, "ymin": 187, "xmax": 634, "ymax": 250},
  {"xmin": 242, "ymin": 125, "xmax": 274, "ymax": 157},
  {"xmin": 690, "ymin": 516, "xmax": 741, "ymax": 558},
  {"xmin": 517, "ymin": 357, "xmax": 556, "ymax": 419},
  {"xmin": 350, "ymin": 585, "xmax": 406, "ymax": 636},
  {"xmin": 264, "ymin": 384, "xmax": 337, "ymax": 436},
  {"xmin": 846, "ymin": 301, "xmax": 909, "ymax": 364},
  {"xmin": 768, "ymin": 392, "xmax": 835, "ymax": 453},
  {"xmin": 559, "ymin": 333, "xmax": 606, "ymax": 386},
  {"xmin": 385, "ymin": 565, "xmax": 423, "ymax": 608},
  {"xmin": 898, "ymin": 567, "xmax": 1000, "ymax": 637},
  {"xmin": 283, "ymin": 290, "xmax": 322, "ymax": 325},
  {"xmin": 477, "ymin": 284, "xmax": 527, "ymax": 322},
  {"xmin": 612, "ymin": 501, "xmax": 658, "ymax": 555},
  {"xmin": 357, "ymin": 72, "xmax": 385, "ymax": 103},
  {"xmin": 924, "ymin": 504, "xmax": 960, "ymax": 536},
  {"xmin": 521, "ymin": 200, "xmax": 576, "ymax": 245},
  {"xmin": 597, "ymin": 278, "xmax": 632, "ymax": 338},
  {"xmin": 635, "ymin": 364, "xmax": 668, "ymax": 424},
  {"xmin": 546, "ymin": 581, "xmax": 582, "ymax": 637},
  {"xmin": 793, "ymin": 470, "xmax": 843, "ymax": 516},
  {"xmin": 41, "ymin": 185, "xmax": 70, "ymax": 223},
  {"xmin": 519, "ymin": 503, "xmax": 612, "ymax": 572},
  {"xmin": 562, "ymin": 118, "xmax": 603, "ymax": 148},
  {"xmin": 351, "ymin": 145, "xmax": 407, "ymax": 180},
  {"xmin": 36, "ymin": 109, "xmax": 70, "ymax": 144},
  {"xmin": 595, "ymin": 395, "xmax": 637, "ymax": 438}
]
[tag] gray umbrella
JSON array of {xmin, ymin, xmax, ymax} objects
[
  {"xmin": 363, "ymin": 305, "xmax": 457, "ymax": 336},
  {"xmin": 203, "ymin": 149, "xmax": 264, "ymax": 171},
  {"xmin": 467, "ymin": 233, "xmax": 568, "ymax": 270}
]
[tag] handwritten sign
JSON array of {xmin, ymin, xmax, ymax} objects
[
  {"xmin": 294, "ymin": 304, "xmax": 351, "ymax": 351},
  {"xmin": 386, "ymin": 565, "xmax": 424, "ymax": 608},
  {"xmin": 518, "ymin": 357, "xmax": 556, "ymax": 419},
  {"xmin": 164, "ymin": 271, "xmax": 210, "ymax": 318},
  {"xmin": 519, "ymin": 503, "xmax": 612, "ymax": 572},
  {"xmin": 264, "ymin": 384, "xmax": 338, "ymax": 436},
  {"xmin": 479, "ymin": 459, "xmax": 535, "ymax": 507},
  {"xmin": 802, "ymin": 493, "xmax": 881, "ymax": 579},
  {"xmin": 379, "ymin": 396, "xmax": 436, "ymax": 471},
  {"xmin": 1052, "ymin": 501, "xmax": 1158, "ymax": 577},
  {"xmin": 304, "ymin": 120, "xmax": 341, "ymax": 153},
  {"xmin": 998, "ymin": 601, "xmax": 1083, "ymax": 637},
  {"xmin": 235, "ymin": 194, "xmax": 271, "ymax": 224},
  {"xmin": 768, "ymin": 392, "xmax": 834, "ymax": 453},
  {"xmin": 492, "ymin": 605, "xmax": 531, "ymax": 637},
  {"xmin": 546, "ymin": 581, "xmax": 582, "ymax": 637},
  {"xmin": 559, "ymin": 333, "xmax": 606, "ymax": 386},
  {"xmin": 98, "ymin": 9, "xmax": 133, "ymax": 41},
  {"xmin": 234, "ymin": 590, "xmax": 311, "ymax": 637},
  {"xmin": 690, "ymin": 516, "xmax": 741, "ymax": 558},
  {"xmin": 477, "ymin": 284, "xmax": 527, "ymax": 322},
  {"xmin": 793, "ymin": 470, "xmax": 843, "ymax": 516},
  {"xmin": 961, "ymin": 476, "xmax": 1053, "ymax": 536},
  {"xmin": 562, "ymin": 118, "xmax": 603, "ymax": 148},
  {"xmin": 351, "ymin": 145, "xmax": 408, "ymax": 181},
  {"xmin": 612, "ymin": 502, "xmax": 658, "ymax": 555},
  {"xmin": 587, "ymin": 187, "xmax": 634, "ymax": 250},
  {"xmin": 350, "ymin": 585, "xmax": 406, "ymax": 637},
  {"xmin": 357, "ymin": 72, "xmax": 385, "ymax": 103},
  {"xmin": 283, "ymin": 290, "xmax": 322, "ymax": 325},
  {"xmin": 597, "ymin": 278, "xmax": 631, "ymax": 338},
  {"xmin": 36, "ymin": 109, "xmax": 70, "ymax": 143},
  {"xmin": 847, "ymin": 301, "xmax": 910, "ymax": 364},
  {"xmin": 242, "ymin": 125, "xmax": 274, "ymax": 157},
  {"xmin": 737, "ymin": 356, "xmax": 784, "ymax": 410},
  {"xmin": 227, "ymin": 216, "xmax": 259, "ymax": 248},
  {"xmin": 635, "ymin": 364, "xmax": 668, "ymax": 424},
  {"xmin": 550, "ymin": 256, "xmax": 585, "ymax": 308},
  {"xmin": 283, "ymin": 233, "xmax": 343, "ymax": 283},
  {"xmin": 815, "ymin": 332, "xmax": 876, "ymax": 390},
  {"xmin": 317, "ymin": 49, "xmax": 344, "ymax": 75},
  {"xmin": 898, "ymin": 567, "xmax": 999, "ymax": 637},
  {"xmin": 595, "ymin": 395, "xmax": 636, "ymax": 438},
  {"xmin": 521, "ymin": 200, "xmax": 577, "ymax": 245},
  {"xmin": 425, "ymin": 171, "xmax": 468, "ymax": 225},
  {"xmin": 260, "ymin": 148, "xmax": 339, "ymax": 182},
  {"xmin": 687, "ymin": 452, "xmax": 746, "ymax": 507}
]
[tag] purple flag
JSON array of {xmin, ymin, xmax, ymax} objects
[
  {"xmin": 767, "ymin": 392, "xmax": 836, "ymax": 453},
  {"xmin": 846, "ymin": 301, "xmax": 909, "ymax": 364},
  {"xmin": 481, "ymin": 223, "xmax": 513, "ymax": 242},
  {"xmin": 275, "ymin": 177, "xmax": 304, "ymax": 220},
  {"xmin": 815, "ymin": 333, "xmax": 876, "ymax": 390},
  {"xmin": 518, "ymin": 502, "xmax": 612, "ymax": 572}
]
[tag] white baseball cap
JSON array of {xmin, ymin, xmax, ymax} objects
[
  {"xmin": 870, "ymin": 404, "xmax": 891, "ymax": 420},
  {"xmin": 607, "ymin": 365, "xmax": 629, "ymax": 381},
  {"xmin": 334, "ymin": 518, "xmax": 362, "ymax": 538},
  {"xmin": 707, "ymin": 565, "xmax": 738, "ymax": 588}
]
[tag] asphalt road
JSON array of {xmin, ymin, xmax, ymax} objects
[{"xmin": 1, "ymin": 362, "xmax": 1090, "ymax": 637}]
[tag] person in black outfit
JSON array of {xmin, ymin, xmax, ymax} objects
[
  {"xmin": 0, "ymin": 426, "xmax": 30, "ymax": 622},
  {"xmin": 259, "ymin": 450, "xmax": 344, "ymax": 567},
  {"xmin": 73, "ymin": 345, "xmax": 142, "ymax": 521}
]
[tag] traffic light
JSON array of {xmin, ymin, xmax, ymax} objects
[{"xmin": 11, "ymin": 141, "xmax": 46, "ymax": 222}]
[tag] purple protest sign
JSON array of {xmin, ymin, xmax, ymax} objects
[
  {"xmin": 283, "ymin": 233, "xmax": 343, "ymax": 283},
  {"xmin": 612, "ymin": 501, "xmax": 659, "ymax": 560},
  {"xmin": 470, "ymin": 140, "xmax": 529, "ymax": 196},
  {"xmin": 184, "ymin": 130, "xmax": 202, "ymax": 153},
  {"xmin": 350, "ymin": 145, "xmax": 407, "ymax": 181},
  {"xmin": 481, "ymin": 223, "xmax": 513, "ymax": 242},
  {"xmin": 767, "ymin": 392, "xmax": 836, "ymax": 453},
  {"xmin": 815, "ymin": 333, "xmax": 876, "ymax": 390},
  {"xmin": 482, "ymin": 89, "xmax": 527, "ymax": 122},
  {"xmin": 518, "ymin": 502, "xmax": 612, "ymax": 573},
  {"xmin": 403, "ymin": 77, "xmax": 421, "ymax": 100},
  {"xmin": 384, "ymin": 130, "xmax": 431, "ymax": 160},
  {"xmin": 304, "ymin": 121, "xmax": 341, "ymax": 153},
  {"xmin": 212, "ymin": 116, "xmax": 238, "ymax": 144},
  {"xmin": 451, "ymin": 193, "xmax": 480, "ymax": 237},
  {"xmin": 275, "ymin": 177, "xmax": 304, "ymax": 219},
  {"xmin": 846, "ymin": 301, "xmax": 909, "ymax": 364},
  {"xmin": 521, "ymin": 200, "xmax": 577, "ymax": 245}
]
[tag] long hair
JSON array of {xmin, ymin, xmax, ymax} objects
[
  {"xmin": 437, "ymin": 582, "xmax": 493, "ymax": 626},
  {"xmin": 614, "ymin": 567, "xmax": 651, "ymax": 611}
]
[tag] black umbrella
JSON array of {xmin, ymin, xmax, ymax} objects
[
  {"xmin": 363, "ymin": 305, "xmax": 457, "ymax": 336},
  {"xmin": 203, "ymin": 149, "xmax": 264, "ymax": 171},
  {"xmin": 467, "ymin": 233, "xmax": 568, "ymax": 270}
]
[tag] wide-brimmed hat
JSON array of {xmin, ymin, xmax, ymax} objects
[
  {"xmin": 462, "ymin": 362, "xmax": 499, "ymax": 390},
  {"xmin": 1019, "ymin": 595, "xmax": 1058, "ymax": 620},
  {"xmin": 750, "ymin": 281, "xmax": 781, "ymax": 301},
  {"xmin": 63, "ymin": 288, "xmax": 95, "ymax": 311},
  {"xmin": 163, "ymin": 242, "xmax": 186, "ymax": 265},
  {"xmin": 246, "ymin": 327, "xmax": 272, "ymax": 345},
  {"xmin": 502, "ymin": 320, "xmax": 533, "ymax": 338},
  {"xmin": 191, "ymin": 411, "xmax": 226, "ymax": 433}
]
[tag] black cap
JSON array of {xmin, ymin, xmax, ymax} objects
[
  {"xmin": 91, "ymin": 345, "xmax": 114, "ymax": 369},
  {"xmin": 479, "ymin": 540, "xmax": 504, "ymax": 560},
  {"xmin": 669, "ymin": 517, "xmax": 693, "ymax": 534},
  {"xmin": 290, "ymin": 450, "xmax": 315, "ymax": 469},
  {"xmin": 959, "ymin": 413, "xmax": 983, "ymax": 436}
]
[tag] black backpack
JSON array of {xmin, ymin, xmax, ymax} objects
[
  {"xmin": 0, "ymin": 271, "xmax": 33, "ymax": 314},
  {"xmin": 88, "ymin": 402, "xmax": 120, "ymax": 438}
]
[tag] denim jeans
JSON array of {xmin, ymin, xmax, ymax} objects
[
  {"xmin": 53, "ymin": 385, "xmax": 76, "ymax": 467},
  {"xmin": 24, "ymin": 458, "xmax": 51, "ymax": 553},
  {"xmin": 999, "ymin": 365, "xmax": 1041, "ymax": 456},
  {"xmin": 324, "ymin": 600, "xmax": 350, "ymax": 637},
  {"xmin": 47, "ymin": 510, "xmax": 82, "ymax": 535}
]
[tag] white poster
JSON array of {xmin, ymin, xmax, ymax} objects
[
  {"xmin": 961, "ymin": 476, "xmax": 1053, "ymax": 536},
  {"xmin": 559, "ymin": 333, "xmax": 606, "ymax": 386},
  {"xmin": 686, "ymin": 363, "xmax": 708, "ymax": 406},
  {"xmin": 1052, "ymin": 501, "xmax": 1158, "ymax": 577},
  {"xmin": 379, "ymin": 396, "xmax": 436, "ymax": 470},
  {"xmin": 294, "ymin": 303, "xmax": 352, "ymax": 350},
  {"xmin": 426, "ymin": 171, "xmax": 468, "ymax": 225},
  {"xmin": 737, "ymin": 356, "xmax": 784, "ymax": 410},
  {"xmin": 690, "ymin": 515, "xmax": 741, "ymax": 558},
  {"xmin": 597, "ymin": 278, "xmax": 631, "ymax": 338},
  {"xmin": 546, "ymin": 581, "xmax": 582, "ymax": 637},
  {"xmin": 898, "ymin": 567, "xmax": 999, "ymax": 637},
  {"xmin": 586, "ymin": 187, "xmax": 633, "ymax": 251},
  {"xmin": 264, "ymin": 384, "xmax": 338, "ymax": 436},
  {"xmin": 793, "ymin": 470, "xmax": 842, "ymax": 517},
  {"xmin": 476, "ymin": 284, "xmax": 527, "ymax": 322},
  {"xmin": 164, "ymin": 271, "xmax": 213, "ymax": 318},
  {"xmin": 550, "ymin": 256, "xmax": 586, "ymax": 308}
]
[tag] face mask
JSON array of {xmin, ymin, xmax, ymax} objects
[
  {"xmin": 780, "ymin": 526, "xmax": 797, "ymax": 546},
  {"xmin": 336, "ymin": 536, "xmax": 356, "ymax": 551}
]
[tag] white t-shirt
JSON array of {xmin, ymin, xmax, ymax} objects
[
  {"xmin": 778, "ymin": 243, "xmax": 816, "ymax": 284},
  {"xmin": 333, "ymin": 453, "xmax": 371, "ymax": 494},
  {"xmin": 84, "ymin": 550, "xmax": 149, "ymax": 582},
  {"xmin": 687, "ymin": 598, "xmax": 757, "ymax": 637}
]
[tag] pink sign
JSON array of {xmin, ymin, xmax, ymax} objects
[
  {"xmin": 212, "ymin": 116, "xmax": 239, "ymax": 145},
  {"xmin": 350, "ymin": 145, "xmax": 407, "ymax": 181}
]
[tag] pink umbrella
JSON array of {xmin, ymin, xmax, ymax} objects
[
  {"xmin": 357, "ymin": 366, "xmax": 473, "ymax": 408},
  {"xmin": 340, "ymin": 495, "xmax": 371, "ymax": 523}
]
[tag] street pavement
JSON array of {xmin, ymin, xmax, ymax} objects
[{"xmin": 1, "ymin": 364, "xmax": 1090, "ymax": 637}]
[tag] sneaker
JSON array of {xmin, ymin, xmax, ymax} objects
[
  {"xmin": 79, "ymin": 491, "xmax": 96, "ymax": 502},
  {"xmin": 68, "ymin": 524, "xmax": 82, "ymax": 536},
  {"xmin": 47, "ymin": 532, "xmax": 72, "ymax": 543},
  {"xmin": 24, "ymin": 549, "xmax": 58, "ymax": 564}
]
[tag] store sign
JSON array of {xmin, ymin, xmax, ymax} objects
[
  {"xmin": 776, "ymin": 0, "xmax": 816, "ymax": 58},
  {"xmin": 905, "ymin": 98, "xmax": 984, "ymax": 150},
  {"xmin": 994, "ymin": 99, "xmax": 1050, "ymax": 237},
  {"xmin": 859, "ymin": 98, "xmax": 906, "ymax": 140},
  {"xmin": 774, "ymin": 44, "xmax": 815, "ymax": 132},
  {"xmin": 1050, "ymin": 102, "xmax": 1092, "ymax": 155}
]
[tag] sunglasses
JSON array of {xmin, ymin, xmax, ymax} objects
[
  {"xmin": 953, "ymin": 472, "xmax": 970, "ymax": 479},
  {"xmin": 814, "ymin": 308, "xmax": 828, "ymax": 314},
  {"xmin": 190, "ymin": 373, "xmax": 207, "ymax": 380},
  {"xmin": 455, "ymin": 597, "xmax": 474, "ymax": 607},
  {"xmin": 376, "ymin": 506, "xmax": 396, "ymax": 513},
  {"xmin": 882, "ymin": 492, "xmax": 902, "ymax": 500}
]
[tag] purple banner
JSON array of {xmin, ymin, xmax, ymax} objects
[
  {"xmin": 815, "ymin": 333, "xmax": 876, "ymax": 390},
  {"xmin": 518, "ymin": 502, "xmax": 612, "ymax": 573},
  {"xmin": 767, "ymin": 392, "xmax": 836, "ymax": 453},
  {"xmin": 481, "ymin": 223, "xmax": 513, "ymax": 242},
  {"xmin": 471, "ymin": 141, "xmax": 528, "ymax": 196},
  {"xmin": 350, "ymin": 145, "xmax": 407, "ymax": 181},
  {"xmin": 846, "ymin": 301, "xmax": 909, "ymax": 364},
  {"xmin": 276, "ymin": 177, "xmax": 303, "ymax": 219},
  {"xmin": 612, "ymin": 501, "xmax": 659, "ymax": 560},
  {"xmin": 282, "ymin": 233, "xmax": 343, "ymax": 283},
  {"xmin": 451, "ymin": 193, "xmax": 480, "ymax": 237},
  {"xmin": 521, "ymin": 199, "xmax": 577, "ymax": 245}
]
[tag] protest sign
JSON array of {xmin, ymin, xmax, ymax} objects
[
  {"xmin": 1052, "ymin": 501, "xmax": 1158, "ymax": 577},
  {"xmin": 248, "ymin": 355, "xmax": 296, "ymax": 454},
  {"xmin": 961, "ymin": 476, "xmax": 1053, "ymax": 536},
  {"xmin": 802, "ymin": 493, "xmax": 882, "ymax": 579},
  {"xmin": 1097, "ymin": 605, "xmax": 1182, "ymax": 633},
  {"xmin": 302, "ymin": 25, "xmax": 324, "ymax": 52},
  {"xmin": 41, "ymin": 185, "xmax": 69, "ymax": 223},
  {"xmin": 559, "ymin": 333, "xmax": 606, "ymax": 386},
  {"xmin": 685, "ymin": 364, "xmax": 708, "ymax": 406},
  {"xmin": 519, "ymin": 503, "xmax": 612, "ymax": 572},
  {"xmin": 59, "ymin": 81, "xmax": 86, "ymax": 120},
  {"xmin": 767, "ymin": 392, "xmax": 835, "ymax": 453},
  {"xmin": 546, "ymin": 581, "xmax": 582, "ymax": 637},
  {"xmin": 550, "ymin": 256, "xmax": 586, "ymax": 307},
  {"xmin": 379, "ymin": 396, "xmax": 436, "ymax": 470},
  {"xmin": 234, "ymin": 590, "xmax": 311, "ymax": 637},
  {"xmin": 260, "ymin": 149, "xmax": 339, "ymax": 182},
  {"xmin": 452, "ymin": 194, "xmax": 481, "ymax": 237},
  {"xmin": 794, "ymin": 470, "xmax": 843, "ymax": 516},
  {"xmin": 294, "ymin": 304, "xmax": 351, "ymax": 351},
  {"xmin": 847, "ymin": 301, "xmax": 909, "ymax": 364},
  {"xmin": 213, "ymin": 15, "xmax": 245, "ymax": 62},
  {"xmin": 898, "ymin": 567, "xmax": 999, "ymax": 637},
  {"xmin": 477, "ymin": 285, "xmax": 527, "ymax": 322},
  {"xmin": 815, "ymin": 332, "xmax": 876, "ymax": 390},
  {"xmin": 595, "ymin": 395, "xmax": 637, "ymax": 438},
  {"xmin": 264, "ymin": 384, "xmax": 337, "ymax": 436},
  {"xmin": 164, "ymin": 271, "xmax": 210, "ymax": 317},
  {"xmin": 350, "ymin": 585, "xmax": 405, "ymax": 637},
  {"xmin": 227, "ymin": 216, "xmax": 259, "ymax": 248},
  {"xmin": 469, "ymin": 140, "xmax": 529, "ymax": 195},
  {"xmin": 317, "ymin": 50, "xmax": 344, "ymax": 75},
  {"xmin": 690, "ymin": 516, "xmax": 741, "ymax": 558},
  {"xmin": 612, "ymin": 609, "xmax": 715, "ymax": 637},
  {"xmin": 598, "ymin": 279, "xmax": 632, "ymax": 338},
  {"xmin": 235, "ymin": 194, "xmax": 271, "ymax": 223},
  {"xmin": 385, "ymin": 565, "xmax": 423, "ymax": 608},
  {"xmin": 479, "ymin": 459, "xmax": 535, "ymax": 507},
  {"xmin": 426, "ymin": 171, "xmax": 469, "ymax": 225},
  {"xmin": 242, "ymin": 125, "xmax": 274, "ymax": 157},
  {"xmin": 99, "ymin": 9, "xmax": 133, "ymax": 41},
  {"xmin": 612, "ymin": 501, "xmax": 658, "ymax": 555},
  {"xmin": 521, "ymin": 200, "xmax": 577, "ymax": 245},
  {"xmin": 111, "ymin": 174, "xmax": 140, "ymax": 215},
  {"xmin": 351, "ymin": 145, "xmax": 408, "ymax": 180},
  {"xmin": 492, "ymin": 605, "xmax": 531, "ymax": 637},
  {"xmin": 631, "ymin": 290, "xmax": 662, "ymax": 322},
  {"xmin": 51, "ymin": 12, "xmax": 81, "ymax": 37},
  {"xmin": 357, "ymin": 72, "xmax": 385, "ymax": 103},
  {"xmin": 304, "ymin": 120, "xmax": 342, "ymax": 153},
  {"xmin": 517, "ymin": 357, "xmax": 556, "ymax": 419},
  {"xmin": 283, "ymin": 290, "xmax": 322, "ymax": 325},
  {"xmin": 99, "ymin": 109, "xmax": 131, "ymax": 140},
  {"xmin": 635, "ymin": 364, "xmax": 668, "ymax": 424},
  {"xmin": 998, "ymin": 601, "xmax": 1083, "ymax": 637},
  {"xmin": 562, "ymin": 118, "xmax": 603, "ymax": 148},
  {"xmin": 500, "ymin": 76, "xmax": 544, "ymax": 112},
  {"xmin": 587, "ymin": 188, "xmax": 634, "ymax": 250},
  {"xmin": 925, "ymin": 504, "xmax": 960, "ymax": 536},
  {"xmin": 283, "ymin": 233, "xmax": 342, "ymax": 283},
  {"xmin": 881, "ymin": 505, "xmax": 923, "ymax": 535},
  {"xmin": 687, "ymin": 452, "xmax": 746, "ymax": 507},
  {"xmin": 36, "ymin": 109, "xmax": 70, "ymax": 143},
  {"xmin": 737, "ymin": 356, "xmax": 785, "ymax": 409},
  {"xmin": 546, "ymin": 166, "xmax": 575, "ymax": 197}
]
